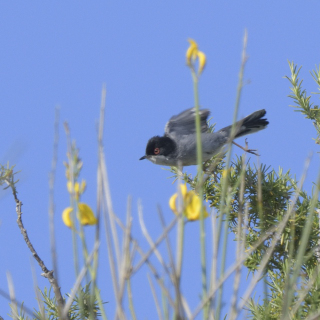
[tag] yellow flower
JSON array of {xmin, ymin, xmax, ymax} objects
[
  {"xmin": 62, "ymin": 202, "xmax": 97, "ymax": 228},
  {"xmin": 78, "ymin": 203, "xmax": 97, "ymax": 225},
  {"xmin": 169, "ymin": 184, "xmax": 209, "ymax": 221},
  {"xmin": 62, "ymin": 207, "xmax": 73, "ymax": 227},
  {"xmin": 185, "ymin": 191, "xmax": 209, "ymax": 220},
  {"xmin": 186, "ymin": 38, "xmax": 206, "ymax": 75}
]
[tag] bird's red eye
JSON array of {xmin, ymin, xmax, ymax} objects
[{"xmin": 154, "ymin": 148, "xmax": 160, "ymax": 155}]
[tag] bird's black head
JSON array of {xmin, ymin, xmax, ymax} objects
[{"xmin": 140, "ymin": 136, "xmax": 176, "ymax": 161}]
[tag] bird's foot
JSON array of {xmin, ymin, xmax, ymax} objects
[{"xmin": 233, "ymin": 139, "xmax": 260, "ymax": 156}]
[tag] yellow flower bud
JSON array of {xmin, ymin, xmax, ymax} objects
[
  {"xmin": 186, "ymin": 39, "xmax": 198, "ymax": 66},
  {"xmin": 67, "ymin": 181, "xmax": 80, "ymax": 193},
  {"xmin": 67, "ymin": 181, "xmax": 73, "ymax": 193},
  {"xmin": 67, "ymin": 180, "xmax": 87, "ymax": 201},
  {"xmin": 74, "ymin": 182, "xmax": 80, "ymax": 194}
]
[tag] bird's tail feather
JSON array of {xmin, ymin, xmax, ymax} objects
[{"xmin": 218, "ymin": 109, "xmax": 269, "ymax": 139}]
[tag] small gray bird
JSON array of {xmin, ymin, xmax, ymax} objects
[{"xmin": 140, "ymin": 108, "xmax": 269, "ymax": 166}]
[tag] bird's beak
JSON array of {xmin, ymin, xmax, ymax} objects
[{"xmin": 139, "ymin": 155, "xmax": 147, "ymax": 160}]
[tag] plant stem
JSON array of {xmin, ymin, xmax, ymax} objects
[
  {"xmin": 191, "ymin": 69, "xmax": 208, "ymax": 319},
  {"xmin": 215, "ymin": 29, "xmax": 247, "ymax": 320}
]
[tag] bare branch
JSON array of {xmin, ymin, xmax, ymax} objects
[{"xmin": 8, "ymin": 183, "xmax": 67, "ymax": 318}]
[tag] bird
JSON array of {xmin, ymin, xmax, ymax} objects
[{"xmin": 139, "ymin": 108, "xmax": 269, "ymax": 167}]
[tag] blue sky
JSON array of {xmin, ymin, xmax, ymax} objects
[{"xmin": 0, "ymin": 1, "xmax": 320, "ymax": 318}]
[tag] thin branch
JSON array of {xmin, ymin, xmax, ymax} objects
[
  {"xmin": 100, "ymin": 176, "xmax": 124, "ymax": 319},
  {"xmin": 138, "ymin": 201, "xmax": 171, "ymax": 276},
  {"xmin": 209, "ymin": 208, "xmax": 218, "ymax": 314},
  {"xmin": 148, "ymin": 274, "xmax": 164, "ymax": 320},
  {"xmin": 133, "ymin": 216, "xmax": 178, "ymax": 274},
  {"xmin": 157, "ymin": 205, "xmax": 192, "ymax": 318},
  {"xmin": 49, "ymin": 106, "xmax": 60, "ymax": 287},
  {"xmin": 315, "ymin": 209, "xmax": 320, "ymax": 264},
  {"xmin": 229, "ymin": 155, "xmax": 247, "ymax": 320},
  {"xmin": 8, "ymin": 181, "xmax": 67, "ymax": 318},
  {"xmin": 63, "ymin": 122, "xmax": 79, "ymax": 277},
  {"xmin": 215, "ymin": 28, "xmax": 248, "ymax": 320},
  {"xmin": 118, "ymin": 196, "xmax": 133, "ymax": 303},
  {"xmin": 95, "ymin": 83, "xmax": 108, "ymax": 320},
  {"xmin": 127, "ymin": 277, "xmax": 137, "ymax": 320},
  {"xmin": 157, "ymin": 207, "xmax": 181, "ymax": 305},
  {"xmin": 111, "ymin": 212, "xmax": 177, "ymax": 309},
  {"xmin": 100, "ymin": 152, "xmax": 121, "ymax": 270}
]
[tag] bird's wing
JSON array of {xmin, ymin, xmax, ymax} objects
[{"xmin": 164, "ymin": 108, "xmax": 210, "ymax": 137}]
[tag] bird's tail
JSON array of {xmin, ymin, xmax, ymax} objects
[{"xmin": 218, "ymin": 109, "xmax": 269, "ymax": 139}]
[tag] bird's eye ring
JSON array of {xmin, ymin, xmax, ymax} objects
[{"xmin": 154, "ymin": 148, "xmax": 160, "ymax": 155}]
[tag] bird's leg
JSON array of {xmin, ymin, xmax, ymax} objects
[{"xmin": 232, "ymin": 139, "xmax": 260, "ymax": 156}]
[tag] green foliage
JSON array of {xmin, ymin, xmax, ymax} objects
[
  {"xmin": 36, "ymin": 284, "xmax": 102, "ymax": 320},
  {"xmin": 9, "ymin": 302, "xmax": 30, "ymax": 320},
  {"xmin": 66, "ymin": 283, "xmax": 102, "ymax": 320},
  {"xmin": 247, "ymin": 263, "xmax": 320, "ymax": 319},
  {"xmin": 173, "ymin": 152, "xmax": 320, "ymax": 275},
  {"xmin": 245, "ymin": 62, "xmax": 320, "ymax": 318},
  {"xmin": 286, "ymin": 61, "xmax": 320, "ymax": 144},
  {"xmin": 9, "ymin": 285, "xmax": 102, "ymax": 320},
  {"xmin": 0, "ymin": 163, "xmax": 19, "ymax": 191}
]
